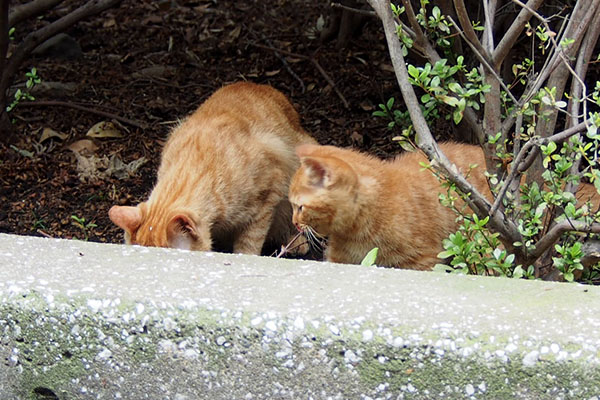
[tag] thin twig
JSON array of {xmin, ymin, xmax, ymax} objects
[
  {"xmin": 489, "ymin": 119, "xmax": 592, "ymax": 216},
  {"xmin": 36, "ymin": 229, "xmax": 53, "ymax": 238},
  {"xmin": 331, "ymin": 2, "xmax": 376, "ymax": 17},
  {"xmin": 453, "ymin": 0, "xmax": 489, "ymax": 59},
  {"xmin": 251, "ymin": 42, "xmax": 350, "ymax": 109},
  {"xmin": 399, "ymin": 0, "xmax": 441, "ymax": 62},
  {"xmin": 16, "ymin": 100, "xmax": 147, "ymax": 129},
  {"xmin": 492, "ymin": 0, "xmax": 545, "ymax": 68},
  {"xmin": 276, "ymin": 231, "xmax": 304, "ymax": 258},
  {"xmin": 262, "ymin": 36, "xmax": 305, "ymax": 93},
  {"xmin": 448, "ymin": 16, "xmax": 519, "ymax": 105},
  {"xmin": 532, "ymin": 220, "xmax": 600, "ymax": 259}
]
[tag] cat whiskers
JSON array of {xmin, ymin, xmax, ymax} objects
[{"xmin": 302, "ymin": 225, "xmax": 326, "ymax": 252}]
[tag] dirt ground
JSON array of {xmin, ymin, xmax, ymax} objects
[{"xmin": 1, "ymin": 0, "xmax": 451, "ymax": 248}]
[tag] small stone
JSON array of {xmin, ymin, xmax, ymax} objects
[
  {"xmin": 329, "ymin": 325, "xmax": 340, "ymax": 335},
  {"xmin": 505, "ymin": 343, "xmax": 518, "ymax": 353},
  {"xmin": 96, "ymin": 348, "xmax": 112, "ymax": 360},
  {"xmin": 478, "ymin": 382, "xmax": 487, "ymax": 392},
  {"xmin": 523, "ymin": 350, "xmax": 539, "ymax": 367},
  {"xmin": 362, "ymin": 329, "xmax": 373, "ymax": 342},
  {"xmin": 344, "ymin": 350, "xmax": 359, "ymax": 363},
  {"xmin": 293, "ymin": 316, "xmax": 305, "ymax": 330},
  {"xmin": 135, "ymin": 303, "xmax": 145, "ymax": 314},
  {"xmin": 216, "ymin": 336, "xmax": 227, "ymax": 346},
  {"xmin": 465, "ymin": 384, "xmax": 475, "ymax": 395},
  {"xmin": 265, "ymin": 321, "xmax": 277, "ymax": 331}
]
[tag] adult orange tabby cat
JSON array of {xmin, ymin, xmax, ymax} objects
[
  {"xmin": 109, "ymin": 82, "xmax": 316, "ymax": 254},
  {"xmin": 289, "ymin": 142, "xmax": 491, "ymax": 270}
]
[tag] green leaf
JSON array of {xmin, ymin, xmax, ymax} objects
[
  {"xmin": 453, "ymin": 109, "xmax": 464, "ymax": 124},
  {"xmin": 512, "ymin": 265, "xmax": 524, "ymax": 278},
  {"xmin": 408, "ymin": 65, "xmax": 419, "ymax": 79},
  {"xmin": 437, "ymin": 249, "xmax": 455, "ymax": 258},
  {"xmin": 361, "ymin": 247, "xmax": 379, "ymax": 266},
  {"xmin": 386, "ymin": 97, "xmax": 395, "ymax": 109},
  {"xmin": 438, "ymin": 95, "xmax": 460, "ymax": 107}
]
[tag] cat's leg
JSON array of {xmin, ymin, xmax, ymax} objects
[
  {"xmin": 410, "ymin": 255, "xmax": 441, "ymax": 271},
  {"xmin": 233, "ymin": 201, "xmax": 279, "ymax": 255}
]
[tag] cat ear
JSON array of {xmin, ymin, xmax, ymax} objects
[
  {"xmin": 109, "ymin": 206, "xmax": 142, "ymax": 234},
  {"xmin": 167, "ymin": 214, "xmax": 199, "ymax": 250},
  {"xmin": 301, "ymin": 157, "xmax": 333, "ymax": 187}
]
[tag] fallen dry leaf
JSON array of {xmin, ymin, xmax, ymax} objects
[
  {"xmin": 265, "ymin": 69, "xmax": 281, "ymax": 77},
  {"xmin": 107, "ymin": 155, "xmax": 147, "ymax": 179},
  {"xmin": 359, "ymin": 101, "xmax": 374, "ymax": 112},
  {"xmin": 86, "ymin": 121, "xmax": 123, "ymax": 139},
  {"xmin": 40, "ymin": 127, "xmax": 68, "ymax": 143},
  {"xmin": 67, "ymin": 139, "xmax": 98, "ymax": 155}
]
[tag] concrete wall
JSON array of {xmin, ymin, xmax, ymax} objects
[{"xmin": 0, "ymin": 233, "xmax": 599, "ymax": 399}]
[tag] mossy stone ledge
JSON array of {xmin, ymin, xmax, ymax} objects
[{"xmin": 0, "ymin": 233, "xmax": 599, "ymax": 399}]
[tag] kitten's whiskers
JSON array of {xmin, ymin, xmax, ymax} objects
[{"xmin": 302, "ymin": 225, "xmax": 326, "ymax": 252}]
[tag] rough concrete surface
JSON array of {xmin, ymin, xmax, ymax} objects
[{"xmin": 0, "ymin": 233, "xmax": 599, "ymax": 399}]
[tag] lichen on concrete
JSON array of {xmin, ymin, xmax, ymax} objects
[{"xmin": 1, "ymin": 233, "xmax": 600, "ymax": 399}]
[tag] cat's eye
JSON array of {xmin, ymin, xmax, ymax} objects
[{"xmin": 297, "ymin": 205, "xmax": 303, "ymax": 213}]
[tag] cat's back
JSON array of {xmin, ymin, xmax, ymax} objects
[
  {"xmin": 386, "ymin": 142, "xmax": 487, "ymax": 190},
  {"xmin": 159, "ymin": 82, "xmax": 314, "ymax": 178},
  {"xmin": 184, "ymin": 82, "xmax": 309, "ymax": 145}
]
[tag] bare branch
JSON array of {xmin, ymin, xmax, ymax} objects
[
  {"xmin": 0, "ymin": 0, "xmax": 8, "ymax": 80},
  {"xmin": 250, "ymin": 42, "xmax": 349, "ymax": 109},
  {"xmin": 8, "ymin": 0, "xmax": 65, "ymax": 27},
  {"xmin": 567, "ymin": 10, "xmax": 600, "ymax": 129},
  {"xmin": 532, "ymin": 221, "xmax": 600, "ymax": 259},
  {"xmin": 453, "ymin": 0, "xmax": 490, "ymax": 59},
  {"xmin": 492, "ymin": 0, "xmax": 544, "ymax": 69},
  {"xmin": 398, "ymin": 3, "xmax": 484, "ymax": 142},
  {"xmin": 14, "ymin": 100, "xmax": 147, "ymax": 130},
  {"xmin": 448, "ymin": 16, "xmax": 518, "ymax": 105},
  {"xmin": 1, "ymin": 0, "xmax": 122, "ymax": 105},
  {"xmin": 399, "ymin": 0, "xmax": 441, "ymax": 62},
  {"xmin": 481, "ymin": 0, "xmax": 498, "ymax": 53},
  {"xmin": 368, "ymin": 0, "xmax": 523, "ymax": 254},
  {"xmin": 331, "ymin": 2, "xmax": 376, "ymax": 18},
  {"xmin": 564, "ymin": 10, "xmax": 600, "ymax": 194},
  {"xmin": 490, "ymin": 118, "xmax": 592, "ymax": 217}
]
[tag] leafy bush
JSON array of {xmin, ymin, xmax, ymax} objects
[{"xmin": 369, "ymin": 0, "xmax": 600, "ymax": 282}]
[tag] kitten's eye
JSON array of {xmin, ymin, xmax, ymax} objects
[{"xmin": 298, "ymin": 205, "xmax": 303, "ymax": 213}]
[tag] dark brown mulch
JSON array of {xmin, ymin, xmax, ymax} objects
[{"xmin": 0, "ymin": 0, "xmax": 439, "ymax": 246}]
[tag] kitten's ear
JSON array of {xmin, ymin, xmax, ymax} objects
[
  {"xmin": 300, "ymin": 156, "xmax": 333, "ymax": 187},
  {"xmin": 109, "ymin": 206, "xmax": 142, "ymax": 234},
  {"xmin": 167, "ymin": 214, "xmax": 199, "ymax": 250},
  {"xmin": 296, "ymin": 144, "xmax": 320, "ymax": 158}
]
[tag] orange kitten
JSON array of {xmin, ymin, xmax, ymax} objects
[
  {"xmin": 109, "ymin": 82, "xmax": 316, "ymax": 254},
  {"xmin": 289, "ymin": 142, "xmax": 492, "ymax": 270}
]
